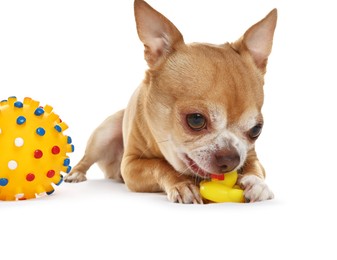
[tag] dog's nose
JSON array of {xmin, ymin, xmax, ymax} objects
[{"xmin": 214, "ymin": 149, "xmax": 240, "ymax": 173}]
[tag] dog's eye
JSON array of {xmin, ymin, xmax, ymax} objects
[
  {"xmin": 186, "ymin": 113, "xmax": 207, "ymax": 131},
  {"xmin": 248, "ymin": 124, "xmax": 263, "ymax": 140}
]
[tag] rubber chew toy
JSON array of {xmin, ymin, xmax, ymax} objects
[
  {"xmin": 0, "ymin": 96, "xmax": 74, "ymax": 201},
  {"xmin": 200, "ymin": 171, "xmax": 245, "ymax": 203}
]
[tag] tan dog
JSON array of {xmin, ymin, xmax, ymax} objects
[{"xmin": 65, "ymin": 0, "xmax": 277, "ymax": 204}]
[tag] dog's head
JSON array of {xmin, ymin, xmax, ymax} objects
[{"xmin": 134, "ymin": 0, "xmax": 277, "ymax": 178}]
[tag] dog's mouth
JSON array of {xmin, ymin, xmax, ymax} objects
[{"xmin": 183, "ymin": 155, "xmax": 211, "ymax": 179}]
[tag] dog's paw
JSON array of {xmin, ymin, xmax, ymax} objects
[
  {"xmin": 167, "ymin": 182, "xmax": 203, "ymax": 204},
  {"xmin": 240, "ymin": 175, "xmax": 274, "ymax": 202},
  {"xmin": 64, "ymin": 171, "xmax": 87, "ymax": 183}
]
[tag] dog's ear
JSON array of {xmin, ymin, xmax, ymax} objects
[
  {"xmin": 232, "ymin": 9, "xmax": 277, "ymax": 74},
  {"xmin": 134, "ymin": 0, "xmax": 184, "ymax": 68}
]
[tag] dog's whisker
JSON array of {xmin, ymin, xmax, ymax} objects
[
  {"xmin": 138, "ymin": 146, "xmax": 151, "ymax": 160},
  {"xmin": 179, "ymin": 160, "xmax": 206, "ymax": 184},
  {"xmin": 178, "ymin": 162, "xmax": 195, "ymax": 177},
  {"xmin": 137, "ymin": 139, "xmax": 170, "ymax": 160},
  {"xmin": 157, "ymin": 139, "xmax": 169, "ymax": 144},
  {"xmin": 193, "ymin": 173, "xmax": 199, "ymax": 186},
  {"xmin": 138, "ymin": 139, "xmax": 170, "ymax": 160},
  {"xmin": 178, "ymin": 166, "xmax": 190, "ymax": 177}
]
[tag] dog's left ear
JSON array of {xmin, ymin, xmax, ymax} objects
[{"xmin": 233, "ymin": 9, "xmax": 277, "ymax": 74}]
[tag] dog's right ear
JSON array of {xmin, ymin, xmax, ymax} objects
[{"xmin": 134, "ymin": 0, "xmax": 184, "ymax": 69}]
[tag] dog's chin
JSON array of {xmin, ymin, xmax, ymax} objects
[{"xmin": 182, "ymin": 154, "xmax": 212, "ymax": 179}]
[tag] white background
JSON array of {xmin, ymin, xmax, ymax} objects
[{"xmin": 1, "ymin": 0, "xmax": 336, "ymax": 259}]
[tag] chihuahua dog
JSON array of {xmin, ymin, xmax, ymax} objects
[{"xmin": 65, "ymin": 0, "xmax": 277, "ymax": 204}]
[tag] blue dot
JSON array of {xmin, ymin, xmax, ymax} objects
[
  {"xmin": 63, "ymin": 158, "xmax": 70, "ymax": 166},
  {"xmin": 71, "ymin": 144, "xmax": 75, "ymax": 152},
  {"xmin": 16, "ymin": 116, "xmax": 26, "ymax": 125},
  {"xmin": 34, "ymin": 107, "xmax": 44, "ymax": 116},
  {"xmin": 67, "ymin": 136, "xmax": 72, "ymax": 144},
  {"xmin": 66, "ymin": 166, "xmax": 72, "ymax": 173},
  {"xmin": 46, "ymin": 189, "xmax": 55, "ymax": 195},
  {"xmin": 36, "ymin": 127, "xmax": 45, "ymax": 136},
  {"xmin": 0, "ymin": 178, "xmax": 9, "ymax": 186},
  {"xmin": 54, "ymin": 125, "xmax": 62, "ymax": 132},
  {"xmin": 14, "ymin": 101, "xmax": 23, "ymax": 108},
  {"xmin": 56, "ymin": 176, "xmax": 63, "ymax": 186}
]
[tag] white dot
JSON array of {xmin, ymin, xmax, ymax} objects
[
  {"xmin": 8, "ymin": 160, "xmax": 18, "ymax": 170},
  {"xmin": 14, "ymin": 137, "xmax": 24, "ymax": 147},
  {"xmin": 0, "ymin": 128, "xmax": 2, "ymax": 134},
  {"xmin": 36, "ymin": 192, "xmax": 46, "ymax": 198},
  {"xmin": 15, "ymin": 193, "xmax": 24, "ymax": 199}
]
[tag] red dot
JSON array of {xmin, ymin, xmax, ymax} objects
[
  {"xmin": 34, "ymin": 149, "xmax": 43, "ymax": 159},
  {"xmin": 47, "ymin": 170, "xmax": 55, "ymax": 178},
  {"xmin": 26, "ymin": 173, "xmax": 35, "ymax": 181},
  {"xmin": 51, "ymin": 146, "xmax": 60, "ymax": 154}
]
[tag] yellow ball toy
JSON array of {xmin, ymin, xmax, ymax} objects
[
  {"xmin": 0, "ymin": 96, "xmax": 74, "ymax": 201},
  {"xmin": 200, "ymin": 171, "xmax": 245, "ymax": 203}
]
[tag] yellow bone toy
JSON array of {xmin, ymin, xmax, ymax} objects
[{"xmin": 200, "ymin": 171, "xmax": 245, "ymax": 203}]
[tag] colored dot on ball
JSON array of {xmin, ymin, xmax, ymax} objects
[
  {"xmin": 34, "ymin": 149, "xmax": 43, "ymax": 159},
  {"xmin": 15, "ymin": 193, "xmax": 24, "ymax": 199},
  {"xmin": 0, "ymin": 128, "xmax": 2, "ymax": 134},
  {"xmin": 14, "ymin": 137, "xmax": 24, "ymax": 147},
  {"xmin": 67, "ymin": 136, "xmax": 72, "ymax": 144},
  {"xmin": 36, "ymin": 127, "xmax": 45, "ymax": 136},
  {"xmin": 63, "ymin": 158, "xmax": 70, "ymax": 166},
  {"xmin": 16, "ymin": 116, "xmax": 26, "ymax": 125},
  {"xmin": 56, "ymin": 176, "xmax": 63, "ymax": 186},
  {"xmin": 14, "ymin": 101, "xmax": 23, "ymax": 108},
  {"xmin": 54, "ymin": 125, "xmax": 62, "ymax": 132},
  {"xmin": 47, "ymin": 190, "xmax": 55, "ymax": 195},
  {"xmin": 51, "ymin": 146, "xmax": 60, "ymax": 154},
  {"xmin": 47, "ymin": 170, "xmax": 55, "ymax": 178},
  {"xmin": 34, "ymin": 107, "xmax": 44, "ymax": 116},
  {"xmin": 0, "ymin": 178, "xmax": 9, "ymax": 186},
  {"xmin": 8, "ymin": 160, "xmax": 18, "ymax": 170},
  {"xmin": 26, "ymin": 173, "xmax": 35, "ymax": 182}
]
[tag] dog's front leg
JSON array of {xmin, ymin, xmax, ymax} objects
[
  {"xmin": 239, "ymin": 149, "xmax": 274, "ymax": 202},
  {"xmin": 121, "ymin": 156, "xmax": 203, "ymax": 204}
]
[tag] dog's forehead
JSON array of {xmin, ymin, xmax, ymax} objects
[
  {"xmin": 161, "ymin": 43, "xmax": 264, "ymax": 99},
  {"xmin": 171, "ymin": 43, "xmax": 248, "ymax": 74},
  {"xmin": 164, "ymin": 43, "xmax": 240, "ymax": 79}
]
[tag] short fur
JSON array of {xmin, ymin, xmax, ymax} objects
[{"xmin": 65, "ymin": 0, "xmax": 277, "ymax": 203}]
